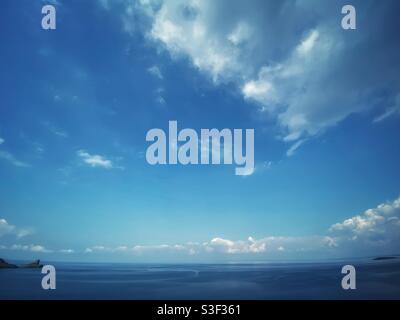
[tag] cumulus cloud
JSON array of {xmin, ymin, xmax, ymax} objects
[
  {"xmin": 0, "ymin": 219, "xmax": 33, "ymax": 238},
  {"xmin": 106, "ymin": 0, "xmax": 400, "ymax": 155},
  {"xmin": 329, "ymin": 197, "xmax": 400, "ymax": 249},
  {"xmin": 208, "ymin": 236, "xmax": 266, "ymax": 253},
  {"xmin": 77, "ymin": 150, "xmax": 119, "ymax": 169},
  {"xmin": 147, "ymin": 0, "xmax": 248, "ymax": 83}
]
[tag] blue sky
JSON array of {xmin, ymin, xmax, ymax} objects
[{"xmin": 1, "ymin": 0, "xmax": 400, "ymax": 262}]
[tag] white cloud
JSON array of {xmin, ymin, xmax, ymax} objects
[
  {"xmin": 77, "ymin": 150, "xmax": 115, "ymax": 169},
  {"xmin": 329, "ymin": 197, "xmax": 400, "ymax": 249},
  {"xmin": 0, "ymin": 219, "xmax": 15, "ymax": 237},
  {"xmin": 9, "ymin": 244, "xmax": 51, "ymax": 253},
  {"xmin": 208, "ymin": 236, "xmax": 267, "ymax": 253},
  {"xmin": 60, "ymin": 249, "xmax": 75, "ymax": 254},
  {"xmin": 81, "ymin": 235, "xmax": 333, "ymax": 257},
  {"xmin": 30, "ymin": 245, "xmax": 50, "ymax": 253},
  {"xmin": 296, "ymin": 30, "xmax": 319, "ymax": 56},
  {"xmin": 0, "ymin": 219, "xmax": 33, "ymax": 238},
  {"xmin": 0, "ymin": 137, "xmax": 4, "ymax": 145},
  {"xmin": 148, "ymin": 65, "xmax": 163, "ymax": 79},
  {"xmin": 81, "ymin": 235, "xmax": 318, "ymax": 256},
  {"xmin": 240, "ymin": 27, "xmax": 344, "ymax": 144},
  {"xmin": 242, "ymin": 76, "xmax": 275, "ymax": 107},
  {"xmin": 322, "ymin": 236, "xmax": 338, "ymax": 248},
  {"xmin": 147, "ymin": 0, "xmax": 245, "ymax": 83},
  {"xmin": 119, "ymin": 0, "xmax": 400, "ymax": 155},
  {"xmin": 139, "ymin": 2, "xmax": 325, "ymax": 142}
]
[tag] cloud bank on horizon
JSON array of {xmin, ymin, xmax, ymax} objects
[{"xmin": 2, "ymin": 196, "xmax": 400, "ymax": 259}]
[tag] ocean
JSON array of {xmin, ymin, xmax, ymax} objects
[{"xmin": 1, "ymin": 259, "xmax": 400, "ymax": 300}]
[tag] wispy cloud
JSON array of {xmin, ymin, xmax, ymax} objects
[
  {"xmin": 373, "ymin": 94, "xmax": 400, "ymax": 123},
  {"xmin": 286, "ymin": 139, "xmax": 306, "ymax": 157},
  {"xmin": 148, "ymin": 65, "xmax": 163, "ymax": 79},
  {"xmin": 43, "ymin": 121, "xmax": 68, "ymax": 138},
  {"xmin": 0, "ymin": 148, "xmax": 30, "ymax": 167},
  {"xmin": 77, "ymin": 150, "xmax": 119, "ymax": 169},
  {"xmin": 155, "ymin": 87, "xmax": 166, "ymax": 105}
]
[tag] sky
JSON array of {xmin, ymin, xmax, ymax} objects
[{"xmin": 0, "ymin": 0, "xmax": 400, "ymax": 263}]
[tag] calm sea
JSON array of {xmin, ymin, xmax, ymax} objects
[{"xmin": 1, "ymin": 259, "xmax": 400, "ymax": 299}]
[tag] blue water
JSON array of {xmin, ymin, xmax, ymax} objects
[{"xmin": 1, "ymin": 260, "xmax": 400, "ymax": 299}]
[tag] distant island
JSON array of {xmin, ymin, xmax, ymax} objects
[
  {"xmin": 373, "ymin": 256, "xmax": 399, "ymax": 261},
  {"xmin": 0, "ymin": 258, "xmax": 43, "ymax": 269},
  {"xmin": 0, "ymin": 258, "xmax": 17, "ymax": 269}
]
